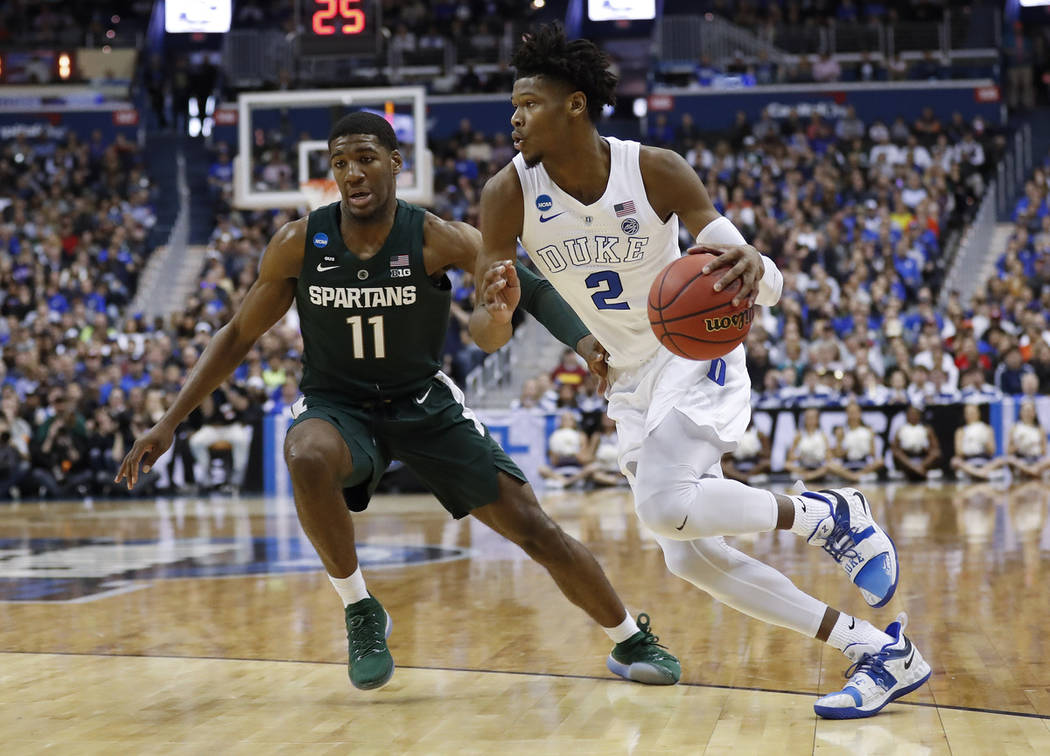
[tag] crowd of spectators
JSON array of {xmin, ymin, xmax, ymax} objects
[
  {"xmin": 0, "ymin": 0, "xmax": 149, "ymax": 49},
  {"xmin": 0, "ymin": 127, "xmax": 174, "ymax": 499},
  {"xmin": 682, "ymin": 0, "xmax": 956, "ymax": 26},
  {"xmin": 1, "ymin": 96, "xmax": 1044, "ymax": 499},
  {"xmin": 682, "ymin": 48, "xmax": 971, "ymax": 90},
  {"xmin": 728, "ymin": 142, "xmax": 1048, "ymax": 414}
]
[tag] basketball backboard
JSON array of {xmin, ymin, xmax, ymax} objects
[{"xmin": 232, "ymin": 86, "xmax": 432, "ymax": 210}]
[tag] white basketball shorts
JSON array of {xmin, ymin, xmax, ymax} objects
[{"xmin": 605, "ymin": 344, "xmax": 752, "ymax": 484}]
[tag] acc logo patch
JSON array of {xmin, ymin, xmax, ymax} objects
[
  {"xmin": 313, "ymin": 232, "xmax": 329, "ymax": 248},
  {"xmin": 621, "ymin": 218, "xmax": 639, "ymax": 235},
  {"xmin": 535, "ymin": 194, "xmax": 553, "ymax": 212},
  {"xmin": 0, "ymin": 537, "xmax": 471, "ymax": 602}
]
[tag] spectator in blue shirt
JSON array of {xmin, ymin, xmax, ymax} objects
[
  {"xmin": 994, "ymin": 347, "xmax": 1035, "ymax": 395},
  {"xmin": 119, "ymin": 356, "xmax": 152, "ymax": 394}
]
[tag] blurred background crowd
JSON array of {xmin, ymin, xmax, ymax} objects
[{"xmin": 2, "ymin": 0, "xmax": 1049, "ymax": 498}]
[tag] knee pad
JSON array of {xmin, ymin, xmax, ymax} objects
[
  {"xmin": 635, "ymin": 472, "xmax": 718, "ymax": 539},
  {"xmin": 635, "ymin": 478, "xmax": 690, "ymax": 537}
]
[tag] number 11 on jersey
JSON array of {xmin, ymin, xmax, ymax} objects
[{"xmin": 346, "ymin": 315, "xmax": 385, "ymax": 359}]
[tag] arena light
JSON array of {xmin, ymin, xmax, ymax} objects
[
  {"xmin": 188, "ymin": 98, "xmax": 201, "ymax": 137},
  {"xmin": 57, "ymin": 53, "xmax": 72, "ymax": 80},
  {"xmin": 531, "ymin": 0, "xmax": 546, "ymax": 8},
  {"xmin": 632, "ymin": 97, "xmax": 648, "ymax": 118},
  {"xmin": 166, "ymin": 0, "xmax": 232, "ymax": 33},
  {"xmin": 588, "ymin": 0, "xmax": 655, "ymax": 21}
]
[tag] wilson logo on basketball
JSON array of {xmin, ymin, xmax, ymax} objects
[{"xmin": 704, "ymin": 309, "xmax": 754, "ymax": 333}]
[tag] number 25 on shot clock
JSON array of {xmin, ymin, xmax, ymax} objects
[{"xmin": 301, "ymin": 0, "xmax": 379, "ymax": 55}]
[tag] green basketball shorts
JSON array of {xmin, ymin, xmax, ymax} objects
[{"xmin": 288, "ymin": 372, "xmax": 526, "ymax": 518}]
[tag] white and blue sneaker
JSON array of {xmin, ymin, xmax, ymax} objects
[
  {"xmin": 815, "ymin": 612, "xmax": 931, "ymax": 719},
  {"xmin": 799, "ymin": 485, "xmax": 900, "ymax": 608}
]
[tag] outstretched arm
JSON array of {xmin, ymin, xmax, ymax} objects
[
  {"xmin": 471, "ymin": 165, "xmax": 525, "ymax": 351},
  {"xmin": 115, "ymin": 220, "xmax": 304, "ymax": 488}
]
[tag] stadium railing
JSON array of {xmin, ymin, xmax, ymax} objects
[
  {"xmin": 657, "ymin": 9, "xmax": 1000, "ymax": 75},
  {"xmin": 940, "ymin": 122, "xmax": 1031, "ymax": 308}
]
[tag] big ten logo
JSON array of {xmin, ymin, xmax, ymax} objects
[
  {"xmin": 705, "ymin": 308, "xmax": 754, "ymax": 333},
  {"xmin": 390, "ymin": 268, "xmax": 411, "ymax": 278},
  {"xmin": 535, "ymin": 194, "xmax": 553, "ymax": 212}
]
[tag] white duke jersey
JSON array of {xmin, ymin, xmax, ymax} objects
[{"xmin": 513, "ymin": 137, "xmax": 680, "ymax": 370}]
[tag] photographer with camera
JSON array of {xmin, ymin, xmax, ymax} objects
[{"xmin": 29, "ymin": 386, "xmax": 93, "ymax": 499}]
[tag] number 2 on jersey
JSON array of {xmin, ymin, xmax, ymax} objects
[
  {"xmin": 346, "ymin": 315, "xmax": 385, "ymax": 358},
  {"xmin": 585, "ymin": 270, "xmax": 629, "ymax": 310}
]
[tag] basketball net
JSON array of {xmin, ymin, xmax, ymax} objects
[{"xmin": 301, "ymin": 178, "xmax": 341, "ymax": 210}]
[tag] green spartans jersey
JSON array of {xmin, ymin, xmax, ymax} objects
[{"xmin": 297, "ymin": 200, "xmax": 449, "ymax": 401}]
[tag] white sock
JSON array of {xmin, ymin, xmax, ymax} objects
[
  {"xmin": 329, "ymin": 567, "xmax": 369, "ymax": 607},
  {"xmin": 789, "ymin": 494, "xmax": 832, "ymax": 539},
  {"xmin": 826, "ymin": 613, "xmax": 893, "ymax": 655},
  {"xmin": 603, "ymin": 612, "xmax": 640, "ymax": 643}
]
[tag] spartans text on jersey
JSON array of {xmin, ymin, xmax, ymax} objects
[{"xmin": 307, "ymin": 285, "xmax": 417, "ymax": 309}]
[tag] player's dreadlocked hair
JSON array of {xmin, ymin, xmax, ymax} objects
[
  {"xmin": 328, "ymin": 111, "xmax": 398, "ymax": 151},
  {"xmin": 512, "ymin": 23, "xmax": 617, "ymax": 122}
]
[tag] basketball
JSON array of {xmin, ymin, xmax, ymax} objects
[{"xmin": 647, "ymin": 252, "xmax": 754, "ymax": 360}]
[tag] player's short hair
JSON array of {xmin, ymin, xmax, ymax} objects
[
  {"xmin": 511, "ymin": 23, "xmax": 617, "ymax": 122},
  {"xmin": 328, "ymin": 111, "xmax": 398, "ymax": 152}
]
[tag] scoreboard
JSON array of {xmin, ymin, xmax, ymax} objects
[{"xmin": 299, "ymin": 0, "xmax": 382, "ymax": 56}]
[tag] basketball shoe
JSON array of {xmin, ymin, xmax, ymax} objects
[
  {"xmin": 814, "ymin": 612, "xmax": 931, "ymax": 719},
  {"xmin": 606, "ymin": 613, "xmax": 681, "ymax": 685},
  {"xmin": 345, "ymin": 594, "xmax": 394, "ymax": 690},
  {"xmin": 797, "ymin": 484, "xmax": 899, "ymax": 608}
]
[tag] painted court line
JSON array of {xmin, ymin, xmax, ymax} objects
[{"xmin": 4, "ymin": 649, "xmax": 1048, "ymax": 722}]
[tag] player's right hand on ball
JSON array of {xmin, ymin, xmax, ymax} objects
[
  {"xmin": 115, "ymin": 422, "xmax": 175, "ymax": 490},
  {"xmin": 479, "ymin": 260, "xmax": 520, "ymax": 325}
]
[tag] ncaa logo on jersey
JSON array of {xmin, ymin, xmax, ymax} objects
[
  {"xmin": 535, "ymin": 194, "xmax": 553, "ymax": 212},
  {"xmin": 313, "ymin": 232, "xmax": 329, "ymax": 248},
  {"xmin": 621, "ymin": 218, "xmax": 639, "ymax": 235}
]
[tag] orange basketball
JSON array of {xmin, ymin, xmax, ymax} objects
[{"xmin": 647, "ymin": 252, "xmax": 754, "ymax": 360}]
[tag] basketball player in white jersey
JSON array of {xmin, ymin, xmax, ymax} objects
[{"xmin": 470, "ymin": 24, "xmax": 930, "ymax": 719}]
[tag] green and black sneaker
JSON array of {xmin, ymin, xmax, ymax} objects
[
  {"xmin": 606, "ymin": 613, "xmax": 681, "ymax": 685},
  {"xmin": 344, "ymin": 594, "xmax": 394, "ymax": 690}
]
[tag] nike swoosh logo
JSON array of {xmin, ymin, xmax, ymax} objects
[
  {"xmin": 675, "ymin": 515, "xmax": 688, "ymax": 531},
  {"xmin": 848, "ymin": 617, "xmax": 855, "ymax": 630},
  {"xmin": 904, "ymin": 650, "xmax": 915, "ymax": 669},
  {"xmin": 316, "ymin": 264, "xmax": 339, "ymax": 272},
  {"xmin": 539, "ymin": 212, "xmax": 565, "ymax": 223},
  {"xmin": 414, "ymin": 387, "xmax": 432, "ymax": 405}
]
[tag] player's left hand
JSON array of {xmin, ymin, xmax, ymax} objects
[
  {"xmin": 576, "ymin": 334, "xmax": 609, "ymax": 394},
  {"xmin": 689, "ymin": 243, "xmax": 763, "ymax": 308},
  {"xmin": 478, "ymin": 260, "xmax": 521, "ymax": 325}
]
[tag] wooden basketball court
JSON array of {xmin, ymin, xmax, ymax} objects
[{"xmin": 2, "ymin": 482, "xmax": 1049, "ymax": 753}]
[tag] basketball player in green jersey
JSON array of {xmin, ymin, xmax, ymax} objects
[{"xmin": 115, "ymin": 112, "xmax": 679, "ymax": 691}]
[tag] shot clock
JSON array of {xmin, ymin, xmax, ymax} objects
[{"xmin": 299, "ymin": 0, "xmax": 382, "ymax": 56}]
